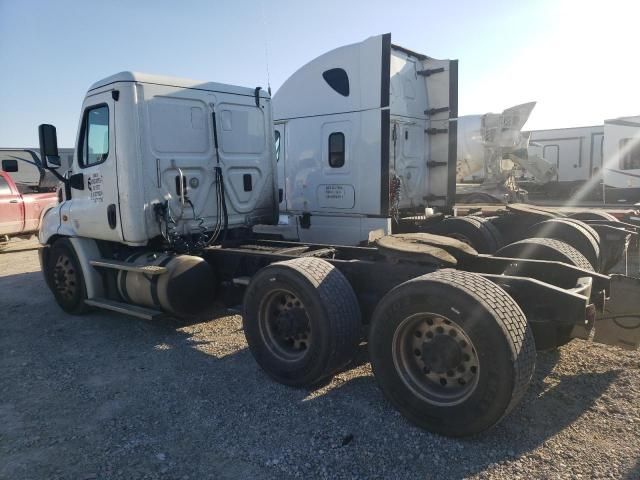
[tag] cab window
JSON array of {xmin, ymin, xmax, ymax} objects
[
  {"xmin": 328, "ymin": 132, "xmax": 345, "ymax": 168},
  {"xmin": 79, "ymin": 105, "xmax": 109, "ymax": 167}
]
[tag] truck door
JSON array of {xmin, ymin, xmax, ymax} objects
[
  {"xmin": 68, "ymin": 92, "xmax": 122, "ymax": 241},
  {"xmin": 0, "ymin": 175, "xmax": 23, "ymax": 235},
  {"xmin": 274, "ymin": 123, "xmax": 286, "ymax": 207}
]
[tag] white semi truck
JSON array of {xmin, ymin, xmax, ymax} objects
[{"xmin": 38, "ymin": 37, "xmax": 640, "ymax": 438}]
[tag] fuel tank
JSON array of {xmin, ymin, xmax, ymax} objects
[{"xmin": 117, "ymin": 252, "xmax": 216, "ymax": 316}]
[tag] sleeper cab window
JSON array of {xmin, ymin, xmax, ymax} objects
[
  {"xmin": 322, "ymin": 68, "xmax": 350, "ymax": 97},
  {"xmin": 79, "ymin": 104, "xmax": 109, "ymax": 168},
  {"xmin": 328, "ymin": 132, "xmax": 345, "ymax": 168}
]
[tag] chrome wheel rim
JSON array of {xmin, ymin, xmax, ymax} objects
[
  {"xmin": 392, "ymin": 313, "xmax": 480, "ymax": 406},
  {"xmin": 258, "ymin": 289, "xmax": 312, "ymax": 362}
]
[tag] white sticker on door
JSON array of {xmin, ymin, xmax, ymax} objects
[{"xmin": 88, "ymin": 172, "xmax": 104, "ymax": 203}]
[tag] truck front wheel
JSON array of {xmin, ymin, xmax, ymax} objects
[
  {"xmin": 45, "ymin": 238, "xmax": 90, "ymax": 314},
  {"xmin": 369, "ymin": 269, "xmax": 536, "ymax": 437}
]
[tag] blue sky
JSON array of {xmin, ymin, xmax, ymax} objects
[{"xmin": 1, "ymin": 0, "xmax": 638, "ymax": 147}]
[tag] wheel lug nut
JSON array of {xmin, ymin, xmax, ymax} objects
[
  {"xmin": 449, "ymin": 329, "xmax": 457, "ymax": 337},
  {"xmin": 414, "ymin": 331, "xmax": 422, "ymax": 338},
  {"xmin": 426, "ymin": 318, "xmax": 434, "ymax": 326},
  {"xmin": 414, "ymin": 349, "xmax": 421, "ymax": 356},
  {"xmin": 470, "ymin": 366, "xmax": 477, "ymax": 374},
  {"xmin": 460, "ymin": 340, "xmax": 467, "ymax": 348}
]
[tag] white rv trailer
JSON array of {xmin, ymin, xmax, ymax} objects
[
  {"xmin": 0, "ymin": 148, "xmax": 73, "ymax": 191},
  {"xmin": 526, "ymin": 125, "xmax": 604, "ymax": 197},
  {"xmin": 267, "ymin": 34, "xmax": 457, "ymax": 245},
  {"xmin": 602, "ymin": 116, "xmax": 640, "ymax": 203}
]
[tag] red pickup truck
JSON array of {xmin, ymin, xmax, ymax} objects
[{"xmin": 0, "ymin": 170, "xmax": 58, "ymax": 246}]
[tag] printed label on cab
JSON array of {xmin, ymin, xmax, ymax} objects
[
  {"xmin": 317, "ymin": 184, "xmax": 355, "ymax": 209},
  {"xmin": 88, "ymin": 172, "xmax": 104, "ymax": 203}
]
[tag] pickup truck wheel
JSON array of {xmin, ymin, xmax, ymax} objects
[
  {"xmin": 46, "ymin": 238, "xmax": 90, "ymax": 314},
  {"xmin": 369, "ymin": 269, "xmax": 536, "ymax": 437},
  {"xmin": 243, "ymin": 257, "xmax": 361, "ymax": 387}
]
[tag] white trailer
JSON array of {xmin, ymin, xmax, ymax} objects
[
  {"xmin": 526, "ymin": 125, "xmax": 605, "ymax": 198},
  {"xmin": 602, "ymin": 116, "xmax": 640, "ymax": 203},
  {"xmin": 35, "ymin": 47, "xmax": 640, "ymax": 438},
  {"xmin": 0, "ymin": 148, "xmax": 73, "ymax": 191}
]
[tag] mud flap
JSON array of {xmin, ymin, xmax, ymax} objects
[{"xmin": 593, "ymin": 274, "xmax": 640, "ymax": 349}]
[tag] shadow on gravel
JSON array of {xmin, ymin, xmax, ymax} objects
[
  {"xmin": 624, "ymin": 458, "xmax": 640, "ymax": 480},
  {"xmin": 303, "ymin": 346, "xmax": 621, "ymax": 478}
]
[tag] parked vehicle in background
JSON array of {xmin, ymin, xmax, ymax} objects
[
  {"xmin": 0, "ymin": 169, "xmax": 58, "ymax": 247},
  {"xmin": 602, "ymin": 116, "xmax": 640, "ymax": 204},
  {"xmin": 456, "ymin": 102, "xmax": 557, "ymax": 203},
  {"xmin": 526, "ymin": 125, "xmax": 604, "ymax": 199},
  {"xmin": 0, "ymin": 148, "xmax": 73, "ymax": 192}
]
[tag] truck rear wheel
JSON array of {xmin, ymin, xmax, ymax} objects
[
  {"xmin": 495, "ymin": 237, "xmax": 594, "ymax": 272},
  {"xmin": 569, "ymin": 211, "xmax": 619, "ymax": 222},
  {"xmin": 424, "ymin": 217, "xmax": 501, "ymax": 254},
  {"xmin": 368, "ymin": 269, "xmax": 536, "ymax": 437},
  {"xmin": 45, "ymin": 238, "xmax": 90, "ymax": 314},
  {"xmin": 526, "ymin": 218, "xmax": 600, "ymax": 270},
  {"xmin": 243, "ymin": 257, "xmax": 361, "ymax": 387}
]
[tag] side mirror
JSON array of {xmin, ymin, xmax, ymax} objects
[
  {"xmin": 1, "ymin": 159, "xmax": 18, "ymax": 173},
  {"xmin": 38, "ymin": 124, "xmax": 61, "ymax": 169}
]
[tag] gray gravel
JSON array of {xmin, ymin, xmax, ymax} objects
[{"xmin": 1, "ymin": 243, "xmax": 639, "ymax": 479}]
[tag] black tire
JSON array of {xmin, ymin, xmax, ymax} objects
[
  {"xmin": 527, "ymin": 218, "xmax": 600, "ymax": 270},
  {"xmin": 562, "ymin": 217, "xmax": 602, "ymax": 248},
  {"xmin": 45, "ymin": 238, "xmax": 90, "ymax": 314},
  {"xmin": 243, "ymin": 257, "xmax": 361, "ymax": 387},
  {"xmin": 368, "ymin": 269, "xmax": 536, "ymax": 437},
  {"xmin": 569, "ymin": 211, "xmax": 619, "ymax": 222},
  {"xmin": 425, "ymin": 216, "xmax": 500, "ymax": 254},
  {"xmin": 468, "ymin": 216, "xmax": 505, "ymax": 251},
  {"xmin": 495, "ymin": 238, "xmax": 594, "ymax": 272}
]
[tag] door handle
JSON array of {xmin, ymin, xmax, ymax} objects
[{"xmin": 9, "ymin": 199, "xmax": 18, "ymax": 203}]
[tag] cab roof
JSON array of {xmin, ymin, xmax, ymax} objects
[{"xmin": 88, "ymin": 71, "xmax": 270, "ymax": 98}]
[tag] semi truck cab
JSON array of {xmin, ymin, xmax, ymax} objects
[{"xmin": 40, "ymin": 72, "xmax": 277, "ymax": 248}]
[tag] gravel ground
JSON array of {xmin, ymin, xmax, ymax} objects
[{"xmin": 1, "ymin": 240, "xmax": 639, "ymax": 479}]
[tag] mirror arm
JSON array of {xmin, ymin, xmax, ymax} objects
[{"xmin": 43, "ymin": 163, "xmax": 68, "ymax": 184}]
